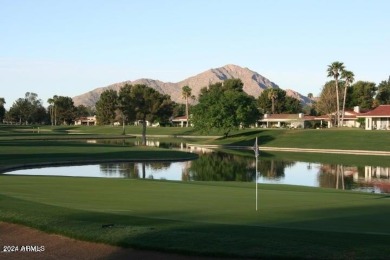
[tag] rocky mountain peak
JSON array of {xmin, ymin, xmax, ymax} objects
[{"xmin": 73, "ymin": 64, "xmax": 306, "ymax": 108}]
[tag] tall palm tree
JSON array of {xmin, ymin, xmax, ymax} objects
[
  {"xmin": 268, "ymin": 89, "xmax": 277, "ymax": 114},
  {"xmin": 47, "ymin": 98, "xmax": 54, "ymax": 126},
  {"xmin": 53, "ymin": 95, "xmax": 58, "ymax": 125},
  {"xmin": 182, "ymin": 85, "xmax": 194, "ymax": 127},
  {"xmin": 340, "ymin": 70, "xmax": 355, "ymax": 126},
  {"xmin": 327, "ymin": 62, "xmax": 345, "ymax": 127}
]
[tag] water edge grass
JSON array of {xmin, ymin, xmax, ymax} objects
[{"xmin": 1, "ymin": 176, "xmax": 390, "ymax": 259}]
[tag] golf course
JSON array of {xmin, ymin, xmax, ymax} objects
[{"xmin": 1, "ymin": 125, "xmax": 390, "ymax": 259}]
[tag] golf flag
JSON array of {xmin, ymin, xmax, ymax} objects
[{"xmin": 254, "ymin": 137, "xmax": 259, "ymax": 158}]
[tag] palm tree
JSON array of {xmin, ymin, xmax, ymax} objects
[
  {"xmin": 327, "ymin": 62, "xmax": 345, "ymax": 127},
  {"xmin": 268, "ymin": 89, "xmax": 277, "ymax": 114},
  {"xmin": 53, "ymin": 95, "xmax": 58, "ymax": 125},
  {"xmin": 340, "ymin": 70, "xmax": 355, "ymax": 126},
  {"xmin": 181, "ymin": 85, "xmax": 194, "ymax": 127},
  {"xmin": 47, "ymin": 98, "xmax": 54, "ymax": 125}
]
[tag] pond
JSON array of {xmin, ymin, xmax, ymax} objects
[{"xmin": 4, "ymin": 140, "xmax": 390, "ymax": 193}]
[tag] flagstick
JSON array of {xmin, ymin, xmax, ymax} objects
[
  {"xmin": 256, "ymin": 152, "xmax": 258, "ymax": 211},
  {"xmin": 255, "ymin": 137, "xmax": 258, "ymax": 211}
]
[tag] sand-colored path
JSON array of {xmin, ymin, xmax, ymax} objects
[{"xmin": 0, "ymin": 222, "xmax": 227, "ymax": 260}]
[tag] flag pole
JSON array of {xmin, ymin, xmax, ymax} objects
[{"xmin": 254, "ymin": 137, "xmax": 259, "ymax": 211}]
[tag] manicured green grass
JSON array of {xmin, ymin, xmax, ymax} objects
[
  {"xmin": 210, "ymin": 128, "xmax": 390, "ymax": 151},
  {"xmin": 1, "ymin": 125, "xmax": 390, "ymax": 258},
  {"xmin": 2, "ymin": 125, "xmax": 390, "ymax": 151},
  {"xmin": 1, "ymin": 176, "xmax": 389, "ymax": 259}
]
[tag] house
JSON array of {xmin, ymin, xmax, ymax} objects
[
  {"xmin": 74, "ymin": 116, "xmax": 97, "ymax": 126},
  {"xmin": 171, "ymin": 116, "xmax": 190, "ymax": 127},
  {"xmin": 357, "ymin": 105, "xmax": 390, "ymax": 130},
  {"xmin": 316, "ymin": 106, "xmax": 363, "ymax": 128},
  {"xmin": 258, "ymin": 113, "xmax": 318, "ymax": 129}
]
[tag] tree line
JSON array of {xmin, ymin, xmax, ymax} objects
[
  {"xmin": 1, "ymin": 65, "xmax": 389, "ymax": 134},
  {"xmin": 316, "ymin": 61, "xmax": 390, "ymax": 127},
  {"xmin": 1, "ymin": 93, "xmax": 93, "ymax": 125}
]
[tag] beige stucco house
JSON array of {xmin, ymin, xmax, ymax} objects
[
  {"xmin": 74, "ymin": 116, "xmax": 97, "ymax": 126},
  {"xmin": 315, "ymin": 106, "xmax": 363, "ymax": 128},
  {"xmin": 258, "ymin": 113, "xmax": 317, "ymax": 129},
  {"xmin": 357, "ymin": 105, "xmax": 390, "ymax": 130}
]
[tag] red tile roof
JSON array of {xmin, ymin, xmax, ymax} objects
[{"xmin": 358, "ymin": 105, "xmax": 390, "ymax": 117}]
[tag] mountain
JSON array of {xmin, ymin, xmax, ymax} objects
[{"xmin": 73, "ymin": 64, "xmax": 307, "ymax": 108}]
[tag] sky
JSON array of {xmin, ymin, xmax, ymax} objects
[{"xmin": 1, "ymin": 0, "xmax": 390, "ymax": 109}]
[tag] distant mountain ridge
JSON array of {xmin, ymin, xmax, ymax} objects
[{"xmin": 73, "ymin": 64, "xmax": 310, "ymax": 107}]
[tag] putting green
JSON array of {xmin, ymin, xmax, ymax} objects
[{"xmin": 1, "ymin": 175, "xmax": 389, "ymax": 234}]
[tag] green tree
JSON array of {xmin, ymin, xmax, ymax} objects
[
  {"xmin": 7, "ymin": 92, "xmax": 46, "ymax": 124},
  {"xmin": 172, "ymin": 103, "xmax": 186, "ymax": 118},
  {"xmin": 340, "ymin": 70, "xmax": 355, "ymax": 126},
  {"xmin": 47, "ymin": 98, "xmax": 55, "ymax": 125},
  {"xmin": 375, "ymin": 76, "xmax": 390, "ymax": 105},
  {"xmin": 268, "ymin": 88, "xmax": 277, "ymax": 114},
  {"xmin": 327, "ymin": 61, "xmax": 345, "ymax": 127},
  {"xmin": 96, "ymin": 89, "xmax": 118, "ymax": 125},
  {"xmin": 47, "ymin": 95, "xmax": 59, "ymax": 125},
  {"xmin": 55, "ymin": 96, "xmax": 75, "ymax": 125},
  {"xmin": 119, "ymin": 84, "xmax": 174, "ymax": 144},
  {"xmin": 181, "ymin": 85, "xmax": 194, "ymax": 127},
  {"xmin": 74, "ymin": 105, "xmax": 93, "ymax": 118},
  {"xmin": 346, "ymin": 81, "xmax": 377, "ymax": 109},
  {"xmin": 258, "ymin": 88, "xmax": 301, "ymax": 114},
  {"xmin": 192, "ymin": 79, "xmax": 259, "ymax": 137},
  {"xmin": 0, "ymin": 98, "xmax": 5, "ymax": 123},
  {"xmin": 118, "ymin": 84, "xmax": 134, "ymax": 134}
]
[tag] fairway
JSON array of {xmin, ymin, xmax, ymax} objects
[{"xmin": 1, "ymin": 175, "xmax": 390, "ymax": 258}]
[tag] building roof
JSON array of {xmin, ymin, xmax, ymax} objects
[
  {"xmin": 357, "ymin": 105, "xmax": 390, "ymax": 117},
  {"xmin": 171, "ymin": 116, "xmax": 188, "ymax": 121}
]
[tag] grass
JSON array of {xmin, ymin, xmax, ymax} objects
[
  {"xmin": 3, "ymin": 125, "xmax": 390, "ymax": 151},
  {"xmin": 210, "ymin": 128, "xmax": 390, "ymax": 151},
  {"xmin": 1, "ymin": 125, "xmax": 390, "ymax": 258},
  {"xmin": 1, "ymin": 176, "xmax": 389, "ymax": 259}
]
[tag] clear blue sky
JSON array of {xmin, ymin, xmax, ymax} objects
[{"xmin": 1, "ymin": 0, "xmax": 389, "ymax": 109}]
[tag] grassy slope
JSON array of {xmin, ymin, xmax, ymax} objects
[
  {"xmin": 2, "ymin": 125, "xmax": 390, "ymax": 151},
  {"xmin": 1, "ymin": 176, "xmax": 389, "ymax": 259},
  {"xmin": 1, "ymin": 126, "xmax": 390, "ymax": 258},
  {"xmin": 210, "ymin": 128, "xmax": 390, "ymax": 151}
]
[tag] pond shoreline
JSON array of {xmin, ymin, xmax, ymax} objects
[
  {"xmin": 188, "ymin": 144, "xmax": 390, "ymax": 156},
  {"xmin": 0, "ymin": 157, "xmax": 197, "ymax": 175}
]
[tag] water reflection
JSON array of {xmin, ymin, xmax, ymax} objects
[
  {"xmin": 183, "ymin": 151, "xmax": 256, "ymax": 181},
  {"xmin": 100, "ymin": 162, "xmax": 171, "ymax": 179},
  {"xmin": 4, "ymin": 139, "xmax": 390, "ymax": 193},
  {"xmin": 318, "ymin": 164, "xmax": 390, "ymax": 193},
  {"xmin": 258, "ymin": 160, "xmax": 295, "ymax": 179}
]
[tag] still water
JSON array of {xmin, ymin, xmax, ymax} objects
[{"xmin": 5, "ymin": 140, "xmax": 390, "ymax": 193}]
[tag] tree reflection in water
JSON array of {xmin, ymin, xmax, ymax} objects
[
  {"xmin": 318, "ymin": 164, "xmax": 358, "ymax": 190},
  {"xmin": 100, "ymin": 161, "xmax": 172, "ymax": 179},
  {"xmin": 184, "ymin": 151, "xmax": 256, "ymax": 181},
  {"xmin": 258, "ymin": 160, "xmax": 295, "ymax": 180},
  {"xmin": 96, "ymin": 143, "xmax": 390, "ymax": 193}
]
